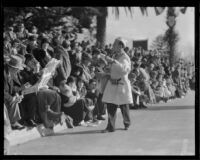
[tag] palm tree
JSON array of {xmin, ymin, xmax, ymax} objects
[{"xmin": 95, "ymin": 7, "xmax": 187, "ymax": 48}]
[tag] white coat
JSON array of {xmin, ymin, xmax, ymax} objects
[{"xmin": 102, "ymin": 51, "xmax": 133, "ymax": 105}]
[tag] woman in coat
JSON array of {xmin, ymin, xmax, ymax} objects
[{"xmin": 100, "ymin": 37, "xmax": 133, "ymax": 132}]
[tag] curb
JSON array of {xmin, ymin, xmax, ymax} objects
[{"xmin": 7, "ymin": 123, "xmax": 68, "ymax": 146}]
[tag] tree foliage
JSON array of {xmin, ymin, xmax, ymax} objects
[
  {"xmin": 163, "ymin": 7, "xmax": 179, "ymax": 67},
  {"xmin": 150, "ymin": 34, "xmax": 167, "ymax": 51},
  {"xmin": 3, "ymin": 7, "xmax": 99, "ymax": 32}
]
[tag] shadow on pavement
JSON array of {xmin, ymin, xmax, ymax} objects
[
  {"xmin": 52, "ymin": 128, "xmax": 125, "ymax": 136},
  {"xmin": 146, "ymin": 105, "xmax": 195, "ymax": 111}
]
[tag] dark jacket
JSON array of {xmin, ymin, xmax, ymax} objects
[
  {"xmin": 32, "ymin": 48, "xmax": 54, "ymax": 68},
  {"xmin": 4, "ymin": 65, "xmax": 23, "ymax": 105},
  {"xmin": 53, "ymin": 45, "xmax": 71, "ymax": 86}
]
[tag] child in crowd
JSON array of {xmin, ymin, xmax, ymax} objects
[
  {"xmin": 85, "ymin": 79, "xmax": 99, "ymax": 123},
  {"xmin": 154, "ymin": 73, "xmax": 167, "ymax": 102},
  {"xmin": 76, "ymin": 77, "xmax": 87, "ymax": 99},
  {"xmin": 165, "ymin": 75, "xmax": 176, "ymax": 99},
  {"xmin": 59, "ymin": 77, "xmax": 94, "ymax": 127},
  {"xmin": 129, "ymin": 73, "xmax": 142, "ymax": 109}
]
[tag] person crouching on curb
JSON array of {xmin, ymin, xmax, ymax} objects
[{"xmin": 99, "ymin": 37, "xmax": 133, "ymax": 133}]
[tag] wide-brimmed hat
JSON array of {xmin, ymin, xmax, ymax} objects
[{"xmin": 7, "ymin": 55, "xmax": 25, "ymax": 70}]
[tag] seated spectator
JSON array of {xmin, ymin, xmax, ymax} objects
[
  {"xmin": 26, "ymin": 35, "xmax": 38, "ymax": 54},
  {"xmin": 76, "ymin": 77, "xmax": 87, "ymax": 99},
  {"xmin": 16, "ymin": 23, "xmax": 30, "ymax": 42},
  {"xmin": 129, "ymin": 73, "xmax": 142, "ymax": 109},
  {"xmin": 162, "ymin": 77, "xmax": 172, "ymax": 101},
  {"xmin": 36, "ymin": 88, "xmax": 66, "ymax": 129},
  {"xmin": 165, "ymin": 74, "xmax": 176, "ymax": 98},
  {"xmin": 59, "ymin": 78, "xmax": 93, "ymax": 127},
  {"xmin": 10, "ymin": 39, "xmax": 21, "ymax": 55},
  {"xmin": 85, "ymin": 79, "xmax": 99, "ymax": 122},
  {"xmin": 33, "ymin": 38, "xmax": 53, "ymax": 68},
  {"xmin": 71, "ymin": 64, "xmax": 83, "ymax": 79},
  {"xmin": 4, "ymin": 26, "xmax": 17, "ymax": 42},
  {"xmin": 24, "ymin": 54, "xmax": 41, "ymax": 75},
  {"xmin": 89, "ymin": 65, "xmax": 96, "ymax": 79},
  {"xmin": 154, "ymin": 73, "xmax": 168, "ymax": 102},
  {"xmin": 4, "ymin": 55, "xmax": 26, "ymax": 130},
  {"xmin": 4, "ymin": 36, "xmax": 12, "ymax": 57},
  {"xmin": 29, "ymin": 26, "xmax": 39, "ymax": 38},
  {"xmin": 79, "ymin": 53, "xmax": 93, "ymax": 87}
]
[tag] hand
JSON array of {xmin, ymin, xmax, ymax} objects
[
  {"xmin": 21, "ymin": 84, "xmax": 27, "ymax": 91},
  {"xmin": 52, "ymin": 86, "xmax": 60, "ymax": 93},
  {"xmin": 12, "ymin": 95, "xmax": 23, "ymax": 103},
  {"xmin": 39, "ymin": 85, "xmax": 49, "ymax": 90},
  {"xmin": 99, "ymin": 53, "xmax": 106, "ymax": 59},
  {"xmin": 137, "ymin": 91, "xmax": 141, "ymax": 95}
]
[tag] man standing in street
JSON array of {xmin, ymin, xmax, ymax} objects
[{"xmin": 100, "ymin": 37, "xmax": 133, "ymax": 132}]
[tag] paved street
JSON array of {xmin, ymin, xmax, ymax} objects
[{"xmin": 9, "ymin": 91, "xmax": 195, "ymax": 155}]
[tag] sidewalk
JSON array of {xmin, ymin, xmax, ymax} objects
[{"xmin": 7, "ymin": 123, "xmax": 68, "ymax": 146}]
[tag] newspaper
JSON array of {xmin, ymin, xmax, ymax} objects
[{"xmin": 22, "ymin": 58, "xmax": 60, "ymax": 95}]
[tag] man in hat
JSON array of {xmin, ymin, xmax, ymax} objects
[
  {"xmin": 99, "ymin": 37, "xmax": 133, "ymax": 132},
  {"xmin": 4, "ymin": 55, "xmax": 26, "ymax": 130}
]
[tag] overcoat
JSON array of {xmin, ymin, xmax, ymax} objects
[{"xmin": 102, "ymin": 51, "xmax": 133, "ymax": 105}]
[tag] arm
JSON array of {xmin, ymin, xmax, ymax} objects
[{"xmin": 101, "ymin": 53, "xmax": 131, "ymax": 75}]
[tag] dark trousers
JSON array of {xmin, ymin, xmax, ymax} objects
[
  {"xmin": 97, "ymin": 93, "xmax": 106, "ymax": 116},
  {"xmin": 20, "ymin": 93, "xmax": 37, "ymax": 122},
  {"xmin": 106, "ymin": 103, "xmax": 131, "ymax": 131}
]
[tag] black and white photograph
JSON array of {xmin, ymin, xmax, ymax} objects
[{"xmin": 3, "ymin": 3, "xmax": 198, "ymax": 156}]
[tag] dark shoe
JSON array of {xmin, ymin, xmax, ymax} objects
[
  {"xmin": 101, "ymin": 128, "xmax": 115, "ymax": 133},
  {"xmin": 130, "ymin": 104, "xmax": 139, "ymax": 109},
  {"xmin": 140, "ymin": 103, "xmax": 148, "ymax": 109},
  {"xmin": 92, "ymin": 118, "xmax": 99, "ymax": 123},
  {"xmin": 11, "ymin": 122, "xmax": 25, "ymax": 130},
  {"xmin": 97, "ymin": 116, "xmax": 105, "ymax": 120},
  {"xmin": 26, "ymin": 119, "xmax": 37, "ymax": 127},
  {"xmin": 65, "ymin": 116, "xmax": 74, "ymax": 129},
  {"xmin": 124, "ymin": 126, "xmax": 129, "ymax": 130}
]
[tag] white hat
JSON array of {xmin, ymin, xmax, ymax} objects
[{"xmin": 113, "ymin": 37, "xmax": 127, "ymax": 48}]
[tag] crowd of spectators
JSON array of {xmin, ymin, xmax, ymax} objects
[{"xmin": 4, "ymin": 22, "xmax": 195, "ymax": 134}]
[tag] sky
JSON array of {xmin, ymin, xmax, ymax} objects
[{"xmin": 106, "ymin": 7, "xmax": 195, "ymax": 58}]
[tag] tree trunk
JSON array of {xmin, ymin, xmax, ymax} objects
[
  {"xmin": 96, "ymin": 15, "xmax": 107, "ymax": 48},
  {"xmin": 96, "ymin": 7, "xmax": 107, "ymax": 48},
  {"xmin": 169, "ymin": 28, "xmax": 173, "ymax": 68}
]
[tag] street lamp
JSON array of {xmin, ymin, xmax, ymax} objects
[{"xmin": 166, "ymin": 15, "xmax": 176, "ymax": 28}]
